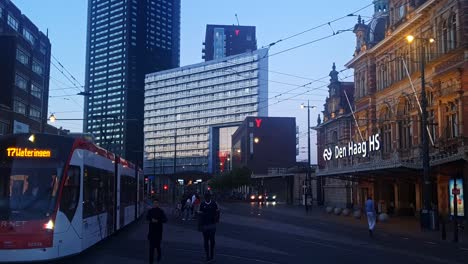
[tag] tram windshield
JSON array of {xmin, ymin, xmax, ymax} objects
[
  {"xmin": 0, "ymin": 134, "xmax": 74, "ymax": 222},
  {"xmin": 0, "ymin": 160, "xmax": 64, "ymax": 221}
]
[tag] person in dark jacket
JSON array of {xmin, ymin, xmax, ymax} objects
[
  {"xmin": 146, "ymin": 198, "xmax": 167, "ymax": 263},
  {"xmin": 198, "ymin": 192, "xmax": 219, "ymax": 262}
]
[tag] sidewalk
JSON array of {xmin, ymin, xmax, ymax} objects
[{"xmin": 256, "ymin": 204, "xmax": 467, "ymax": 246}]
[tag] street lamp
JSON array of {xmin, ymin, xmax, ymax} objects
[
  {"xmin": 48, "ymin": 114, "xmax": 56, "ymax": 123},
  {"xmin": 406, "ymin": 35, "xmax": 436, "ymax": 230},
  {"xmin": 300, "ymin": 100, "xmax": 316, "ymax": 212}
]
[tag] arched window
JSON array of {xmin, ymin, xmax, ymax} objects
[
  {"xmin": 380, "ymin": 108, "xmax": 392, "ymax": 154},
  {"xmin": 442, "ymin": 20, "xmax": 448, "ymax": 53},
  {"xmin": 398, "ymin": 100, "xmax": 412, "ymax": 149},
  {"xmin": 446, "ymin": 102, "xmax": 458, "ymax": 138},
  {"xmin": 449, "ymin": 14, "xmax": 457, "ymax": 50},
  {"xmin": 360, "ymin": 75, "xmax": 366, "ymax": 97}
]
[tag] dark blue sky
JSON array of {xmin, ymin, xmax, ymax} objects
[{"xmin": 13, "ymin": 0, "xmax": 374, "ymax": 162}]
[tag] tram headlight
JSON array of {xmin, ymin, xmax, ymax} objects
[{"xmin": 43, "ymin": 219, "xmax": 54, "ymax": 230}]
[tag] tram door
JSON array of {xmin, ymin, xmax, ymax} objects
[{"xmin": 106, "ymin": 170, "xmax": 116, "ymax": 236}]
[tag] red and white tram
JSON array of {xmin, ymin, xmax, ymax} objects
[{"xmin": 0, "ymin": 133, "xmax": 146, "ymax": 262}]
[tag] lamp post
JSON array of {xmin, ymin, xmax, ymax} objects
[
  {"xmin": 301, "ymin": 101, "xmax": 316, "ymax": 212},
  {"xmin": 406, "ymin": 35, "xmax": 436, "ymax": 229}
]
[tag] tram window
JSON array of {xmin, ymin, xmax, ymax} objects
[
  {"xmin": 60, "ymin": 165, "xmax": 81, "ymax": 222},
  {"xmin": 120, "ymin": 175, "xmax": 136, "ymax": 206},
  {"xmin": 83, "ymin": 166, "xmax": 114, "ymax": 218}
]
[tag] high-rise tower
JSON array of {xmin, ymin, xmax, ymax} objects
[
  {"xmin": 202, "ymin": 25, "xmax": 256, "ymax": 61},
  {"xmin": 84, "ymin": 0, "xmax": 180, "ymax": 164}
]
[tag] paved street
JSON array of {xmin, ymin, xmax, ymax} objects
[{"xmin": 51, "ymin": 202, "xmax": 468, "ymax": 264}]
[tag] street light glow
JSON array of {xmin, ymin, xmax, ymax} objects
[
  {"xmin": 254, "ymin": 137, "xmax": 260, "ymax": 143},
  {"xmin": 429, "ymin": 38, "xmax": 435, "ymax": 43},
  {"xmin": 49, "ymin": 114, "xmax": 56, "ymax": 123},
  {"xmin": 406, "ymin": 35, "xmax": 415, "ymax": 43}
]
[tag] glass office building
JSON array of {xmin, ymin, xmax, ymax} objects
[
  {"xmin": 84, "ymin": 0, "xmax": 180, "ymax": 164},
  {"xmin": 144, "ymin": 49, "xmax": 268, "ymax": 176},
  {"xmin": 202, "ymin": 24, "xmax": 257, "ymax": 61}
]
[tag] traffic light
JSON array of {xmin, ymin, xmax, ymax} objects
[
  {"xmin": 163, "ymin": 184, "xmax": 169, "ymax": 191},
  {"xmin": 145, "ymin": 177, "xmax": 149, "ymax": 183},
  {"xmin": 207, "ymin": 186, "xmax": 211, "ymax": 191}
]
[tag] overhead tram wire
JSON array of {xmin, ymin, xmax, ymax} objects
[
  {"xmin": 211, "ymin": 3, "xmax": 373, "ymax": 81},
  {"xmin": 50, "ymin": 61, "xmax": 83, "ymax": 93},
  {"xmin": 261, "ymin": 3, "xmax": 373, "ymax": 48},
  {"xmin": 268, "ymin": 26, "xmax": 355, "ymax": 58},
  {"xmin": 51, "ymin": 54, "xmax": 84, "ymax": 88}
]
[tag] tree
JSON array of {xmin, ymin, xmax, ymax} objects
[{"xmin": 209, "ymin": 167, "xmax": 252, "ymax": 191}]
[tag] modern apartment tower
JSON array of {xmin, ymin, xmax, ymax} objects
[
  {"xmin": 0, "ymin": 0, "xmax": 51, "ymax": 136},
  {"xmin": 202, "ymin": 25, "xmax": 257, "ymax": 61},
  {"xmin": 84, "ymin": 0, "xmax": 181, "ymax": 164},
  {"xmin": 144, "ymin": 48, "xmax": 268, "ymax": 177}
]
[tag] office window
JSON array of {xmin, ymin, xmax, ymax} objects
[
  {"xmin": 39, "ymin": 42, "xmax": 47, "ymax": 54},
  {"xmin": 7, "ymin": 14, "xmax": 18, "ymax": 31},
  {"xmin": 15, "ymin": 74, "xmax": 28, "ymax": 90},
  {"xmin": 16, "ymin": 49, "xmax": 30, "ymax": 65},
  {"xmin": 23, "ymin": 28, "xmax": 35, "ymax": 45},
  {"xmin": 0, "ymin": 122, "xmax": 8, "ymax": 136},
  {"xmin": 31, "ymin": 83, "xmax": 42, "ymax": 99},
  {"xmin": 29, "ymin": 107, "xmax": 41, "ymax": 120},
  {"xmin": 13, "ymin": 100, "xmax": 26, "ymax": 115},
  {"xmin": 32, "ymin": 60, "xmax": 44, "ymax": 75}
]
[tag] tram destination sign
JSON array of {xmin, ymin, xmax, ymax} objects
[
  {"xmin": 6, "ymin": 147, "xmax": 52, "ymax": 158},
  {"xmin": 323, "ymin": 134, "xmax": 380, "ymax": 161}
]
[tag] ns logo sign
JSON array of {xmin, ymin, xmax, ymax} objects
[{"xmin": 322, "ymin": 148, "xmax": 332, "ymax": 161}]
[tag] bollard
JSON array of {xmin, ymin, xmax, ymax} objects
[{"xmin": 441, "ymin": 216, "xmax": 446, "ymax": 240}]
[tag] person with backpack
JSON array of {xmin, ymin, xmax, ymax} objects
[
  {"xmin": 146, "ymin": 198, "xmax": 167, "ymax": 263},
  {"xmin": 198, "ymin": 192, "xmax": 219, "ymax": 262}
]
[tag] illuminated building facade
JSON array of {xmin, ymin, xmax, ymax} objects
[{"xmin": 317, "ymin": 0, "xmax": 468, "ymax": 217}]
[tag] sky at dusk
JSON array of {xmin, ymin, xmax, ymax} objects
[{"xmin": 12, "ymin": 0, "xmax": 374, "ymax": 163}]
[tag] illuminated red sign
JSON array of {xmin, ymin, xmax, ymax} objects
[
  {"xmin": 255, "ymin": 118, "xmax": 262, "ymax": 128},
  {"xmin": 235, "ymin": 29, "xmax": 240, "ymax": 36}
]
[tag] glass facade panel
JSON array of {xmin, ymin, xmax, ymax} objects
[{"xmin": 144, "ymin": 49, "xmax": 268, "ymax": 174}]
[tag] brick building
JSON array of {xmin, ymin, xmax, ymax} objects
[
  {"xmin": 315, "ymin": 64, "xmax": 355, "ymax": 209},
  {"xmin": 317, "ymin": 0, "xmax": 467, "ymax": 218}
]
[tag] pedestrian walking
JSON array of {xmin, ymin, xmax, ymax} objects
[
  {"xmin": 146, "ymin": 198, "xmax": 167, "ymax": 263},
  {"xmin": 192, "ymin": 194, "xmax": 201, "ymax": 220},
  {"xmin": 191, "ymin": 193, "xmax": 197, "ymax": 218},
  {"xmin": 365, "ymin": 196, "xmax": 376, "ymax": 237},
  {"xmin": 183, "ymin": 196, "xmax": 192, "ymax": 221},
  {"xmin": 198, "ymin": 192, "xmax": 220, "ymax": 262}
]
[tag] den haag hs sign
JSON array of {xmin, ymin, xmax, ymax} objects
[{"xmin": 323, "ymin": 134, "xmax": 381, "ymax": 161}]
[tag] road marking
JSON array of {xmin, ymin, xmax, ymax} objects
[
  {"xmin": 425, "ymin": 241, "xmax": 437, "ymax": 245},
  {"xmin": 402, "ymin": 237, "xmax": 409, "ymax": 240},
  {"xmin": 173, "ymin": 248, "xmax": 282, "ymax": 264},
  {"xmin": 291, "ymin": 238, "xmax": 357, "ymax": 254},
  {"xmin": 461, "ymin": 248, "xmax": 468, "ymax": 251}
]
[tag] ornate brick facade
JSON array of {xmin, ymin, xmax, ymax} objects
[{"xmin": 317, "ymin": 0, "xmax": 467, "ymax": 216}]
